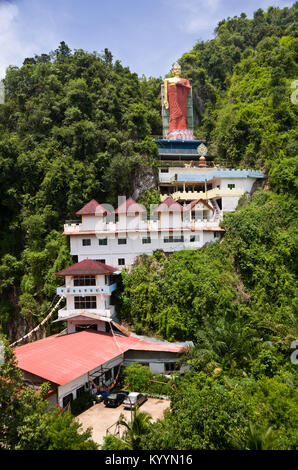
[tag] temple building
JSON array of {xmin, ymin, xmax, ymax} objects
[
  {"xmin": 54, "ymin": 259, "xmax": 119, "ymax": 333},
  {"xmin": 14, "ymin": 257, "xmax": 190, "ymax": 407},
  {"xmin": 64, "ymin": 196, "xmax": 224, "ymax": 269},
  {"xmin": 156, "ymin": 63, "xmax": 263, "ymax": 208},
  {"xmin": 13, "ymin": 64, "xmax": 264, "ymax": 408},
  {"xmin": 15, "ymin": 330, "xmax": 188, "ymax": 408}
]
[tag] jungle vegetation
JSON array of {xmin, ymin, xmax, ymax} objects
[{"xmin": 0, "ymin": 3, "xmax": 297, "ymax": 450}]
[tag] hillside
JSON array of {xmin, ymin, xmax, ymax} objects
[
  {"xmin": 0, "ymin": 2, "xmax": 297, "ymax": 450},
  {"xmin": 0, "ymin": 45, "xmax": 161, "ymax": 338}
]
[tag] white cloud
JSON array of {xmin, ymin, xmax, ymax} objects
[
  {"xmin": 0, "ymin": 1, "xmax": 60, "ymax": 79},
  {"xmin": 163, "ymin": 0, "xmax": 223, "ymax": 35}
]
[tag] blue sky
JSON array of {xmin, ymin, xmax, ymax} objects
[{"xmin": 0, "ymin": 0, "xmax": 295, "ymax": 79}]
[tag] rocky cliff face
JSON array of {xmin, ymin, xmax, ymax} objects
[{"xmin": 132, "ymin": 164, "xmax": 158, "ymax": 200}]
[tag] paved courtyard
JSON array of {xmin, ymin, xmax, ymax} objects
[{"xmin": 76, "ymin": 397, "xmax": 170, "ymax": 446}]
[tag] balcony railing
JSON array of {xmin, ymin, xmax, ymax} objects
[
  {"xmin": 58, "ymin": 305, "xmax": 116, "ymax": 319},
  {"xmin": 160, "ymin": 188, "xmax": 244, "ymax": 201},
  {"xmin": 64, "ymin": 218, "xmax": 222, "ymax": 234},
  {"xmin": 56, "ymin": 283, "xmax": 117, "ymax": 296}
]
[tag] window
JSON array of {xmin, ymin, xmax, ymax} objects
[
  {"xmin": 62, "ymin": 393, "xmax": 73, "ymax": 408},
  {"xmin": 98, "ymin": 238, "xmax": 108, "ymax": 246},
  {"xmin": 142, "ymin": 236, "xmax": 151, "ymax": 244},
  {"xmin": 76, "ymin": 386, "xmax": 85, "ymax": 398},
  {"xmin": 113, "ymin": 365, "xmax": 119, "ymax": 378},
  {"xmin": 160, "ymin": 168, "xmax": 169, "ymax": 173},
  {"xmin": 164, "ymin": 236, "xmax": 184, "ymax": 243},
  {"xmin": 75, "ymin": 324, "xmax": 97, "ymax": 332},
  {"xmin": 96, "ymin": 259, "xmax": 106, "ymax": 264},
  {"xmin": 104, "ymin": 369, "xmax": 112, "ymax": 382},
  {"xmin": 118, "ymin": 258, "xmax": 125, "ymax": 266},
  {"xmin": 74, "ymin": 296, "xmax": 96, "ymax": 309},
  {"xmin": 82, "ymin": 239, "xmax": 91, "ymax": 246},
  {"xmin": 118, "ymin": 238, "xmax": 127, "ymax": 245},
  {"xmin": 165, "ymin": 362, "xmax": 176, "ymax": 372},
  {"xmin": 228, "ymin": 183, "xmax": 235, "ymax": 189},
  {"xmin": 93, "ymin": 376, "xmax": 100, "ymax": 386},
  {"xmin": 214, "ymin": 232, "xmax": 220, "ymax": 238},
  {"xmin": 73, "ymin": 276, "xmax": 96, "ymax": 286}
]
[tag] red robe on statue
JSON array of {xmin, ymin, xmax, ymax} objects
[{"xmin": 167, "ymin": 78, "xmax": 191, "ymax": 133}]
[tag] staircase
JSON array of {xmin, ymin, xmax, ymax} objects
[{"xmin": 210, "ymin": 198, "xmax": 222, "ymax": 221}]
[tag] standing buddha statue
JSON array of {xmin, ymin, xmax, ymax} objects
[{"xmin": 164, "ymin": 63, "xmax": 193, "ymax": 140}]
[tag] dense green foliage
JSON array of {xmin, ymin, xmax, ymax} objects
[
  {"xmin": 123, "ymin": 362, "xmax": 174, "ymax": 396},
  {"xmin": 70, "ymin": 391, "xmax": 94, "ymax": 416},
  {"xmin": 140, "ymin": 372, "xmax": 297, "ymax": 450},
  {"xmin": 0, "ymin": 44, "xmax": 161, "ymax": 337}
]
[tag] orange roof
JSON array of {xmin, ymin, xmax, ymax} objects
[
  {"xmin": 14, "ymin": 331, "xmax": 185, "ymax": 385},
  {"xmin": 155, "ymin": 197, "xmax": 183, "ymax": 213},
  {"xmin": 55, "ymin": 259, "xmax": 117, "ymax": 277},
  {"xmin": 76, "ymin": 199, "xmax": 108, "ymax": 216},
  {"xmin": 184, "ymin": 199, "xmax": 214, "ymax": 212},
  {"xmin": 114, "ymin": 197, "xmax": 146, "ymax": 214}
]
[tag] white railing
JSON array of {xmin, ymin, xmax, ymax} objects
[
  {"xmin": 63, "ymin": 217, "xmax": 223, "ymax": 233},
  {"xmin": 58, "ymin": 306, "xmax": 115, "ymax": 319},
  {"xmin": 64, "ymin": 223, "xmax": 82, "ymax": 233},
  {"xmin": 160, "ymin": 188, "xmax": 244, "ymax": 202}
]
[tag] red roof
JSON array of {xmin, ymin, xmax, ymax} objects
[
  {"xmin": 155, "ymin": 197, "xmax": 183, "ymax": 213},
  {"xmin": 114, "ymin": 197, "xmax": 146, "ymax": 214},
  {"xmin": 55, "ymin": 259, "xmax": 117, "ymax": 277},
  {"xmin": 14, "ymin": 331, "xmax": 185, "ymax": 385},
  {"xmin": 184, "ymin": 199, "xmax": 214, "ymax": 212},
  {"xmin": 76, "ymin": 199, "xmax": 108, "ymax": 216}
]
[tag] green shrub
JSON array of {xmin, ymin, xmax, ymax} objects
[{"xmin": 70, "ymin": 392, "xmax": 94, "ymax": 416}]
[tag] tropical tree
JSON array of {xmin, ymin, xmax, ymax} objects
[
  {"xmin": 188, "ymin": 316, "xmax": 260, "ymax": 373},
  {"xmin": 102, "ymin": 407, "xmax": 152, "ymax": 450}
]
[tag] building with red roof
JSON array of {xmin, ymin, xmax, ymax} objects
[
  {"xmin": 114, "ymin": 197, "xmax": 146, "ymax": 215},
  {"xmin": 76, "ymin": 199, "xmax": 108, "ymax": 216},
  {"xmin": 154, "ymin": 196, "xmax": 183, "ymax": 213},
  {"xmin": 55, "ymin": 259, "xmax": 117, "ymax": 277},
  {"xmin": 55, "ymin": 259, "xmax": 119, "ymax": 335},
  {"xmin": 63, "ymin": 195, "xmax": 224, "ymax": 269},
  {"xmin": 14, "ymin": 330, "xmax": 190, "ymax": 407}
]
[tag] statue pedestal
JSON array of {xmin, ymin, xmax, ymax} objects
[{"xmin": 167, "ymin": 129, "xmax": 194, "ymax": 141}]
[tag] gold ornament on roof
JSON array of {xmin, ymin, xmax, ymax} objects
[{"xmin": 197, "ymin": 143, "xmax": 208, "ymax": 157}]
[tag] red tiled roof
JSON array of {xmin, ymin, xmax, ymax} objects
[
  {"xmin": 114, "ymin": 197, "xmax": 146, "ymax": 214},
  {"xmin": 184, "ymin": 199, "xmax": 214, "ymax": 212},
  {"xmin": 155, "ymin": 197, "xmax": 183, "ymax": 213},
  {"xmin": 14, "ymin": 331, "xmax": 185, "ymax": 385},
  {"xmin": 76, "ymin": 199, "xmax": 108, "ymax": 216},
  {"xmin": 55, "ymin": 259, "xmax": 117, "ymax": 277}
]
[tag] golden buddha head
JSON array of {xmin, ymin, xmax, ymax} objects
[{"xmin": 172, "ymin": 62, "xmax": 181, "ymax": 77}]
